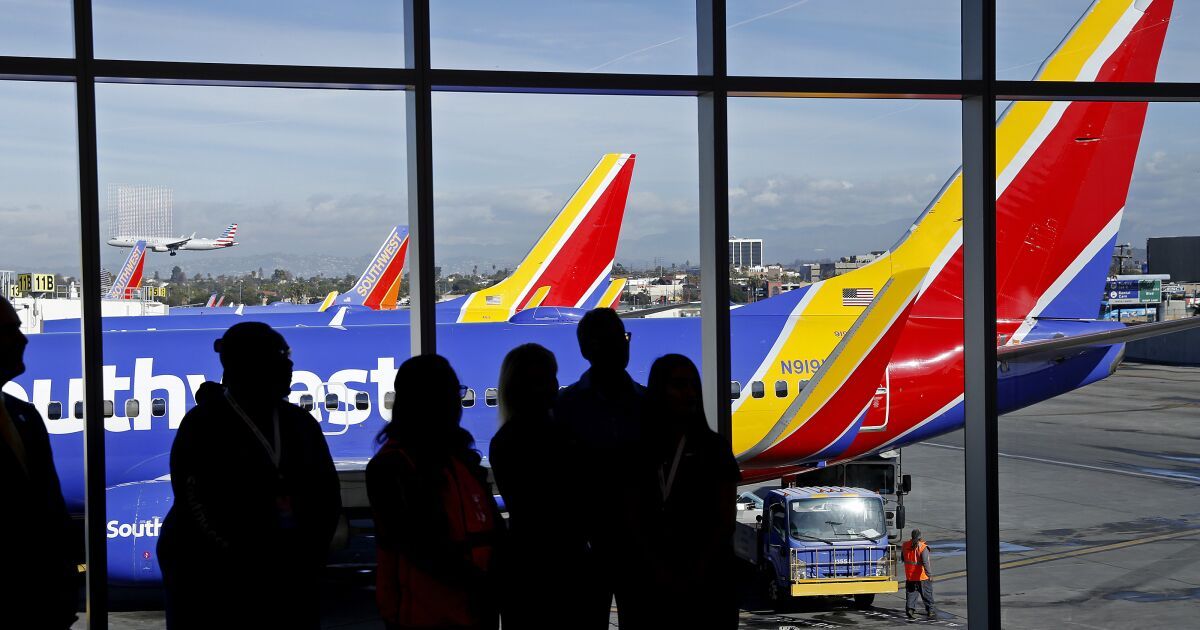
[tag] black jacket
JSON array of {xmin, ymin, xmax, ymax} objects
[
  {"xmin": 158, "ymin": 382, "xmax": 341, "ymax": 573},
  {"xmin": 0, "ymin": 393, "xmax": 77, "ymax": 630}
]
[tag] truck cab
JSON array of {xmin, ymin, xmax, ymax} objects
[{"xmin": 735, "ymin": 486, "xmax": 898, "ymax": 608}]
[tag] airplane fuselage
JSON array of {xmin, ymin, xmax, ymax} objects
[
  {"xmin": 6, "ymin": 309, "xmax": 1126, "ymax": 510},
  {"xmin": 106, "ymin": 237, "xmax": 236, "ymax": 252}
]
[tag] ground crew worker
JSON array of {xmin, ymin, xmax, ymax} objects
[{"xmin": 902, "ymin": 529, "xmax": 935, "ymax": 620}]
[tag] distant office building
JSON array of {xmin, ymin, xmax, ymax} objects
[
  {"xmin": 107, "ymin": 184, "xmax": 173, "ymax": 239},
  {"xmin": 730, "ymin": 237, "xmax": 763, "ymax": 269},
  {"xmin": 819, "ymin": 251, "xmax": 884, "ymax": 279},
  {"xmin": 1147, "ymin": 236, "xmax": 1200, "ymax": 282}
]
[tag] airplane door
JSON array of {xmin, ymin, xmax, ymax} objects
[{"xmin": 860, "ymin": 367, "xmax": 891, "ymax": 433}]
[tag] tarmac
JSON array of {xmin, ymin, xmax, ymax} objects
[{"xmin": 80, "ymin": 362, "xmax": 1200, "ymax": 629}]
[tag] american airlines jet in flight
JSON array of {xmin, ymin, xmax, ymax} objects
[{"xmin": 107, "ymin": 223, "xmax": 238, "ymax": 256}]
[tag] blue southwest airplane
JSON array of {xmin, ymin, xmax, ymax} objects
[{"xmin": 3, "ymin": 0, "xmax": 1197, "ymax": 585}]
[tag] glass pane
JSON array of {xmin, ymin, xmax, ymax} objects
[
  {"xmin": 998, "ymin": 0, "xmax": 1194, "ymax": 82},
  {"xmin": 431, "ymin": 0, "xmax": 697, "ymax": 73},
  {"xmin": 727, "ymin": 0, "xmax": 960, "ymax": 78},
  {"xmin": 730, "ymin": 97, "xmax": 966, "ymax": 622},
  {"xmin": 998, "ymin": 100, "xmax": 1200, "ymax": 628},
  {"xmin": 94, "ymin": 83, "xmax": 405, "ymax": 618},
  {"xmin": 0, "ymin": 0, "xmax": 74, "ymax": 57},
  {"xmin": 432, "ymin": 92, "xmax": 699, "ymax": 466},
  {"xmin": 93, "ymin": 0, "xmax": 404, "ymax": 66},
  {"xmin": 0, "ymin": 80, "xmax": 82, "ymax": 621}
]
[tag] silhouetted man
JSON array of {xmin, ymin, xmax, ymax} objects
[
  {"xmin": 556, "ymin": 308, "xmax": 655, "ymax": 629},
  {"xmin": 158, "ymin": 322, "xmax": 340, "ymax": 630},
  {"xmin": 0, "ymin": 296, "xmax": 77, "ymax": 629}
]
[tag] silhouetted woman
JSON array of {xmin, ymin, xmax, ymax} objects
[
  {"xmin": 490, "ymin": 343, "xmax": 586, "ymax": 628},
  {"xmin": 645, "ymin": 354, "xmax": 741, "ymax": 628},
  {"xmin": 367, "ymin": 354, "xmax": 501, "ymax": 630}
]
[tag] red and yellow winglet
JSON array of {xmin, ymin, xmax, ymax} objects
[{"xmin": 457, "ymin": 154, "xmax": 635, "ymax": 322}]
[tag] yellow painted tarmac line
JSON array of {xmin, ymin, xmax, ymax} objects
[{"xmin": 932, "ymin": 528, "xmax": 1200, "ymax": 583}]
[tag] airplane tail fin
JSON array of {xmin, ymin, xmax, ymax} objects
[
  {"xmin": 106, "ymin": 240, "xmax": 147, "ymax": 300},
  {"xmin": 205, "ymin": 293, "xmax": 217, "ymax": 308},
  {"xmin": 826, "ymin": 0, "xmax": 1172, "ymax": 330},
  {"xmin": 316, "ymin": 291, "xmax": 339, "ymax": 313},
  {"xmin": 456, "ymin": 153, "xmax": 635, "ymax": 322},
  {"xmin": 335, "ymin": 226, "xmax": 409, "ymax": 310},
  {"xmin": 216, "ymin": 223, "xmax": 238, "ymax": 246},
  {"xmin": 993, "ymin": 0, "xmax": 1172, "ymax": 339}
]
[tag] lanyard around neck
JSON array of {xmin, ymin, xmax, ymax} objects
[
  {"xmin": 659, "ymin": 434, "xmax": 687, "ymax": 503},
  {"xmin": 224, "ymin": 388, "xmax": 281, "ymax": 471}
]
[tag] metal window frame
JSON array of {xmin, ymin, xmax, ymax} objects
[{"xmin": 0, "ymin": 1, "xmax": 1193, "ymax": 626}]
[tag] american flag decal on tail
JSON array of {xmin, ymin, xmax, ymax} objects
[{"xmin": 842, "ymin": 288, "xmax": 874, "ymax": 306}]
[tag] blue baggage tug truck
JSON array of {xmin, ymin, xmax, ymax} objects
[{"xmin": 734, "ymin": 486, "xmax": 899, "ymax": 608}]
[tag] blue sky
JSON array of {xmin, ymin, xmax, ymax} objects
[{"xmin": 1, "ymin": 0, "xmax": 1197, "ymax": 275}]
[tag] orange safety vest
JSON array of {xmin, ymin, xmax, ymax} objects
[
  {"xmin": 902, "ymin": 539, "xmax": 929, "ymax": 582},
  {"xmin": 374, "ymin": 444, "xmax": 497, "ymax": 628}
]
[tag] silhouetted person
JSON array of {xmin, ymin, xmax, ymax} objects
[
  {"xmin": 645, "ymin": 354, "xmax": 741, "ymax": 628},
  {"xmin": 556, "ymin": 308, "xmax": 656, "ymax": 629},
  {"xmin": 903, "ymin": 529, "xmax": 935, "ymax": 619},
  {"xmin": 0, "ymin": 297, "xmax": 77, "ymax": 629},
  {"xmin": 490, "ymin": 343, "xmax": 586, "ymax": 628},
  {"xmin": 158, "ymin": 322, "xmax": 341, "ymax": 630},
  {"xmin": 368, "ymin": 354, "xmax": 502, "ymax": 630}
]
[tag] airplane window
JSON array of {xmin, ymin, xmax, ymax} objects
[
  {"xmin": 151, "ymin": 398, "xmax": 166, "ymax": 418},
  {"xmin": 103, "ymin": 400, "xmax": 114, "ymax": 418},
  {"xmin": 751, "ymin": 381, "xmax": 765, "ymax": 399},
  {"xmin": 383, "ymin": 391, "xmax": 395, "ymax": 411},
  {"xmin": 298, "ymin": 394, "xmax": 315, "ymax": 412},
  {"xmin": 354, "ymin": 392, "xmax": 370, "ymax": 411},
  {"xmin": 484, "ymin": 388, "xmax": 498, "ymax": 407},
  {"xmin": 731, "ymin": 381, "xmax": 742, "ymax": 400},
  {"xmin": 797, "ymin": 379, "xmax": 810, "ymax": 392},
  {"xmin": 462, "ymin": 388, "xmax": 476, "ymax": 408},
  {"xmin": 73, "ymin": 401, "xmax": 84, "ymax": 419},
  {"xmin": 125, "ymin": 399, "xmax": 140, "ymax": 418},
  {"xmin": 775, "ymin": 380, "xmax": 788, "ymax": 398},
  {"xmin": 324, "ymin": 393, "xmax": 340, "ymax": 411},
  {"xmin": 47, "ymin": 401, "xmax": 62, "ymax": 421}
]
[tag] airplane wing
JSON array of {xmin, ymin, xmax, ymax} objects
[
  {"xmin": 998, "ymin": 316, "xmax": 1200, "ymax": 362},
  {"xmin": 162, "ymin": 236, "xmax": 192, "ymax": 250}
]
